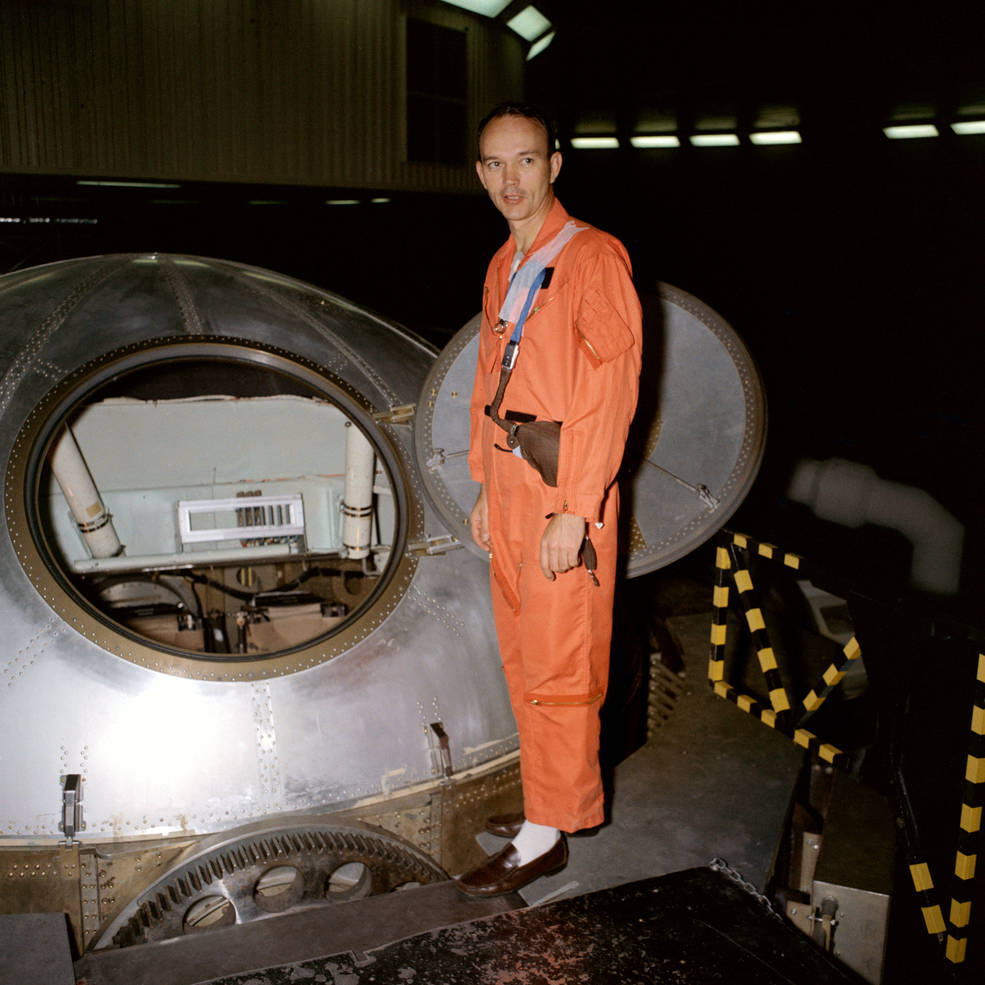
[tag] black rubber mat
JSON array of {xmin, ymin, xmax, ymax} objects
[{"xmin": 200, "ymin": 866, "xmax": 863, "ymax": 985}]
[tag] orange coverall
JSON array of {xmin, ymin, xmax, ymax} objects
[{"xmin": 469, "ymin": 199, "xmax": 642, "ymax": 832}]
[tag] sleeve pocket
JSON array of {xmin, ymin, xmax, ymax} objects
[{"xmin": 575, "ymin": 286, "xmax": 634, "ymax": 365}]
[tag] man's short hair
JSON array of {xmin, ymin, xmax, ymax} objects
[{"xmin": 477, "ymin": 103, "xmax": 557, "ymax": 158}]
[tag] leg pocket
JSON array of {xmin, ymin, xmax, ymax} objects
[
  {"xmin": 490, "ymin": 556, "xmax": 520, "ymax": 613},
  {"xmin": 525, "ymin": 689, "xmax": 603, "ymax": 707}
]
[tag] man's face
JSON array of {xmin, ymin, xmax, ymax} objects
[{"xmin": 476, "ymin": 114, "xmax": 562, "ymax": 235}]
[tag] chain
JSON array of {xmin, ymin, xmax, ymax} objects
[{"xmin": 709, "ymin": 857, "xmax": 782, "ymax": 921}]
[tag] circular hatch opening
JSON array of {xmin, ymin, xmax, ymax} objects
[{"xmin": 6, "ymin": 338, "xmax": 420, "ymax": 679}]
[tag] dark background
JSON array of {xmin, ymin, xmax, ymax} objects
[
  {"xmin": 1, "ymin": 1, "xmax": 983, "ymax": 611},
  {"xmin": 2, "ymin": 5, "xmax": 983, "ymax": 975}
]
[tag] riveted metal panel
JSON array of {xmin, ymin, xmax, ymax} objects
[
  {"xmin": 0, "ymin": 254, "xmax": 515, "ymax": 846},
  {"xmin": 415, "ymin": 285, "xmax": 767, "ymax": 576}
]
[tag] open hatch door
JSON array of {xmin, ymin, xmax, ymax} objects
[{"xmin": 414, "ymin": 283, "xmax": 766, "ymax": 576}]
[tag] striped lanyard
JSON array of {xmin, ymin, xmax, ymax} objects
[{"xmin": 502, "ymin": 266, "xmax": 548, "ymax": 372}]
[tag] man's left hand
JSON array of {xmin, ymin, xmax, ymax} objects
[{"xmin": 539, "ymin": 513, "xmax": 587, "ymax": 580}]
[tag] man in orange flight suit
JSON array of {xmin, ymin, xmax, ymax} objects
[{"xmin": 458, "ymin": 103, "xmax": 642, "ymax": 898}]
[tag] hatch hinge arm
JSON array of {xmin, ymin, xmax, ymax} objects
[
  {"xmin": 407, "ymin": 534, "xmax": 463, "ymax": 557},
  {"xmin": 373, "ymin": 403, "xmax": 415, "ymax": 425}
]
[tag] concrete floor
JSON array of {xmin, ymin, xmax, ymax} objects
[{"xmin": 509, "ymin": 610, "xmax": 802, "ymax": 907}]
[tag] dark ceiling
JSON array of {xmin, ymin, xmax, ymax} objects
[{"xmin": 530, "ymin": 1, "xmax": 985, "ymax": 139}]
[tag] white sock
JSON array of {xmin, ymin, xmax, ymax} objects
[{"xmin": 511, "ymin": 820, "xmax": 560, "ymax": 865}]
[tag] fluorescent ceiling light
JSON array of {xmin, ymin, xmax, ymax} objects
[
  {"xmin": 750, "ymin": 130, "xmax": 801, "ymax": 145},
  {"xmin": 507, "ymin": 5, "xmax": 551, "ymax": 41},
  {"xmin": 570, "ymin": 137, "xmax": 619, "ymax": 149},
  {"xmin": 952, "ymin": 120, "xmax": 985, "ymax": 135},
  {"xmin": 690, "ymin": 134, "xmax": 739, "ymax": 147},
  {"xmin": 370, "ymin": 197, "xmax": 392, "ymax": 204},
  {"xmin": 527, "ymin": 30, "xmax": 555, "ymax": 60},
  {"xmin": 325, "ymin": 199, "xmax": 360, "ymax": 206},
  {"xmin": 437, "ymin": 0, "xmax": 511, "ymax": 15},
  {"xmin": 77, "ymin": 180, "xmax": 181, "ymax": 188},
  {"xmin": 883, "ymin": 124, "xmax": 938, "ymax": 139},
  {"xmin": 630, "ymin": 135, "xmax": 680, "ymax": 148}
]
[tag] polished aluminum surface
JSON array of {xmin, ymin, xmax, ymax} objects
[
  {"xmin": 0, "ymin": 255, "xmax": 515, "ymax": 843},
  {"xmin": 415, "ymin": 284, "xmax": 766, "ymax": 575},
  {"xmin": 0, "ymin": 255, "xmax": 764, "ymax": 856}
]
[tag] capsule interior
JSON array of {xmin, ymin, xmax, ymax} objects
[{"xmin": 38, "ymin": 357, "xmax": 397, "ymax": 656}]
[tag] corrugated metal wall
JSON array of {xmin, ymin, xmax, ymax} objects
[{"xmin": 0, "ymin": 0, "xmax": 523, "ymax": 191}]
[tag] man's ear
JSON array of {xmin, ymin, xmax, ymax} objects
[
  {"xmin": 549, "ymin": 151, "xmax": 562, "ymax": 184},
  {"xmin": 475, "ymin": 160, "xmax": 487, "ymax": 189}
]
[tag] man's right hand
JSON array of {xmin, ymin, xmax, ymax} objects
[{"xmin": 470, "ymin": 485, "xmax": 491, "ymax": 552}]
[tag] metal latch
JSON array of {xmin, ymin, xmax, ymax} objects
[
  {"xmin": 407, "ymin": 534, "xmax": 462, "ymax": 557},
  {"xmin": 429, "ymin": 722, "xmax": 453, "ymax": 777},
  {"xmin": 426, "ymin": 448, "xmax": 470, "ymax": 471},
  {"xmin": 810, "ymin": 896, "xmax": 839, "ymax": 951},
  {"xmin": 59, "ymin": 774, "xmax": 84, "ymax": 845},
  {"xmin": 373, "ymin": 403, "xmax": 415, "ymax": 425}
]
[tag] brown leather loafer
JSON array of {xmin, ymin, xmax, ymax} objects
[
  {"xmin": 484, "ymin": 811, "xmax": 525, "ymax": 839},
  {"xmin": 457, "ymin": 835, "xmax": 568, "ymax": 898}
]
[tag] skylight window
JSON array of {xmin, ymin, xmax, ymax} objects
[
  {"xmin": 527, "ymin": 30, "xmax": 555, "ymax": 60},
  {"xmin": 507, "ymin": 6, "xmax": 551, "ymax": 41},
  {"xmin": 437, "ymin": 0, "xmax": 511, "ymax": 15}
]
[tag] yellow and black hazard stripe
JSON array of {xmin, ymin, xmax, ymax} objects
[
  {"xmin": 908, "ymin": 858, "xmax": 947, "ymax": 940},
  {"xmin": 944, "ymin": 652, "xmax": 985, "ymax": 964},
  {"xmin": 712, "ymin": 679, "xmax": 780, "ymax": 730},
  {"xmin": 707, "ymin": 531, "xmax": 840, "ymax": 763},
  {"xmin": 725, "ymin": 533, "xmax": 793, "ymax": 718},
  {"xmin": 802, "ymin": 636, "xmax": 863, "ymax": 715},
  {"xmin": 708, "ymin": 543, "xmax": 730, "ymax": 684},
  {"xmin": 711, "ymin": 679, "xmax": 843, "ymax": 763}
]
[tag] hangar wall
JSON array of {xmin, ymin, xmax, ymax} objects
[{"xmin": 0, "ymin": 0, "xmax": 523, "ymax": 190}]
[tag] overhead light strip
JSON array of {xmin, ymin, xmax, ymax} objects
[
  {"xmin": 952, "ymin": 120, "xmax": 985, "ymax": 135},
  {"xmin": 77, "ymin": 180, "xmax": 181, "ymax": 189},
  {"xmin": 690, "ymin": 134, "xmax": 740, "ymax": 147},
  {"xmin": 884, "ymin": 124, "xmax": 938, "ymax": 139},
  {"xmin": 630, "ymin": 135, "xmax": 681, "ymax": 148},
  {"xmin": 750, "ymin": 130, "xmax": 802, "ymax": 145},
  {"xmin": 570, "ymin": 136, "xmax": 619, "ymax": 150}
]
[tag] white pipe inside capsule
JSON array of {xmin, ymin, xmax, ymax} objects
[
  {"xmin": 50, "ymin": 425, "xmax": 123, "ymax": 558},
  {"xmin": 342, "ymin": 423, "xmax": 375, "ymax": 560}
]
